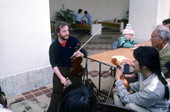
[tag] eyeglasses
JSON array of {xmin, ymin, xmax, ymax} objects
[{"xmin": 150, "ymin": 36, "xmax": 160, "ymax": 40}]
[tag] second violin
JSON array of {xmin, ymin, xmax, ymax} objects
[{"xmin": 111, "ymin": 58, "xmax": 131, "ymax": 92}]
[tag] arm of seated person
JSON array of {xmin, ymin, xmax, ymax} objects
[
  {"xmin": 122, "ymin": 59, "xmax": 134, "ymax": 66},
  {"xmin": 130, "ymin": 44, "xmax": 145, "ymax": 50}
]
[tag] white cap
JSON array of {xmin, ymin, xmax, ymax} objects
[{"xmin": 123, "ymin": 24, "xmax": 134, "ymax": 35}]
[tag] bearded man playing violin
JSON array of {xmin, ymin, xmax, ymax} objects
[
  {"xmin": 113, "ymin": 46, "xmax": 169, "ymax": 112},
  {"xmin": 47, "ymin": 21, "xmax": 84, "ymax": 112}
]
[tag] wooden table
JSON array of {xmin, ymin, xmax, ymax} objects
[
  {"xmin": 88, "ymin": 48, "xmax": 134, "ymax": 90},
  {"xmin": 88, "ymin": 41, "xmax": 151, "ymax": 90}
]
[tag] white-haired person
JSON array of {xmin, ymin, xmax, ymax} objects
[
  {"xmin": 150, "ymin": 25, "xmax": 170, "ymax": 80},
  {"xmin": 117, "ymin": 24, "xmax": 142, "ymax": 48}
]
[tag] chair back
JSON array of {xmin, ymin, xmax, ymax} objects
[{"xmin": 111, "ymin": 41, "xmax": 118, "ymax": 50}]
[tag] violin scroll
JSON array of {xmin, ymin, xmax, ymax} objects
[{"xmin": 111, "ymin": 58, "xmax": 121, "ymax": 69}]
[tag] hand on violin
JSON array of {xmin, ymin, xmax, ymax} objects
[
  {"xmin": 115, "ymin": 65, "xmax": 124, "ymax": 81},
  {"xmin": 73, "ymin": 51, "xmax": 84, "ymax": 57},
  {"xmin": 60, "ymin": 76, "xmax": 68, "ymax": 86},
  {"xmin": 113, "ymin": 87, "xmax": 117, "ymax": 92}
]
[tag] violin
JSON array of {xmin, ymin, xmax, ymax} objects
[
  {"xmin": 70, "ymin": 44, "xmax": 84, "ymax": 75},
  {"xmin": 70, "ymin": 56, "xmax": 83, "ymax": 75},
  {"xmin": 111, "ymin": 58, "xmax": 131, "ymax": 92},
  {"xmin": 70, "ymin": 27, "xmax": 103, "ymax": 76}
]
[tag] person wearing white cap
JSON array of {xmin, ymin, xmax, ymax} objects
[{"xmin": 117, "ymin": 24, "xmax": 140, "ymax": 48}]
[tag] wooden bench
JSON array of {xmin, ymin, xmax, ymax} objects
[
  {"xmin": 97, "ymin": 21, "xmax": 124, "ymax": 32},
  {"xmin": 71, "ymin": 24, "xmax": 91, "ymax": 31},
  {"xmin": 98, "ymin": 21, "xmax": 120, "ymax": 28}
]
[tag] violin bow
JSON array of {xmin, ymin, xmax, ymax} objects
[{"xmin": 70, "ymin": 26, "xmax": 104, "ymax": 59}]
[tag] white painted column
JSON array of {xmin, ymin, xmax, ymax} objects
[
  {"xmin": 129, "ymin": 0, "xmax": 170, "ymax": 42},
  {"xmin": 0, "ymin": 0, "xmax": 51, "ymax": 77}
]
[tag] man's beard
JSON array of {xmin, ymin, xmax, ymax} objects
[{"xmin": 60, "ymin": 35, "xmax": 69, "ymax": 41}]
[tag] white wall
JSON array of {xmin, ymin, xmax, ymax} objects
[
  {"xmin": 157, "ymin": 0, "xmax": 170, "ymax": 24},
  {"xmin": 0, "ymin": 0, "xmax": 51, "ymax": 77},
  {"xmin": 129, "ymin": 0, "xmax": 170, "ymax": 42},
  {"xmin": 129, "ymin": 0, "xmax": 158, "ymax": 42},
  {"xmin": 49, "ymin": 0, "xmax": 129, "ymax": 22}
]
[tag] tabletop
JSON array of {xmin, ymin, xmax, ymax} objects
[{"xmin": 88, "ymin": 41, "xmax": 151, "ymax": 67}]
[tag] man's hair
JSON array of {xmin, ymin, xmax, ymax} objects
[
  {"xmin": 134, "ymin": 46, "xmax": 169, "ymax": 100},
  {"xmin": 58, "ymin": 83, "xmax": 96, "ymax": 112},
  {"xmin": 84, "ymin": 11, "xmax": 88, "ymax": 14},
  {"xmin": 162, "ymin": 18, "xmax": 170, "ymax": 25},
  {"xmin": 155, "ymin": 25, "xmax": 170, "ymax": 41},
  {"xmin": 78, "ymin": 9, "xmax": 82, "ymax": 13},
  {"xmin": 55, "ymin": 21, "xmax": 69, "ymax": 33}
]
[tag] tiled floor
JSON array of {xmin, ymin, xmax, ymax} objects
[
  {"xmin": 7, "ymin": 85, "xmax": 52, "ymax": 105},
  {"xmin": 7, "ymin": 70, "xmax": 114, "ymax": 105},
  {"xmin": 7, "ymin": 28, "xmax": 120, "ymax": 110}
]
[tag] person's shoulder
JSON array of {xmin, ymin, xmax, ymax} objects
[
  {"xmin": 162, "ymin": 43, "xmax": 170, "ymax": 52},
  {"xmin": 69, "ymin": 36, "xmax": 80, "ymax": 44},
  {"xmin": 119, "ymin": 35, "xmax": 124, "ymax": 38},
  {"xmin": 118, "ymin": 35, "xmax": 125, "ymax": 40},
  {"xmin": 69, "ymin": 36, "xmax": 78, "ymax": 40},
  {"xmin": 77, "ymin": 13, "xmax": 81, "ymax": 16},
  {"xmin": 50, "ymin": 39, "xmax": 59, "ymax": 47}
]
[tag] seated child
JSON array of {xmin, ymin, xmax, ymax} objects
[
  {"xmin": 117, "ymin": 24, "xmax": 140, "ymax": 48},
  {"xmin": 117, "ymin": 24, "xmax": 141, "ymax": 83}
]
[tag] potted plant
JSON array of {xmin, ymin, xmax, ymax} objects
[{"xmin": 55, "ymin": 4, "xmax": 75, "ymax": 25}]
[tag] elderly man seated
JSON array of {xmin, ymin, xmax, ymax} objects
[{"xmin": 150, "ymin": 25, "xmax": 170, "ymax": 79}]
